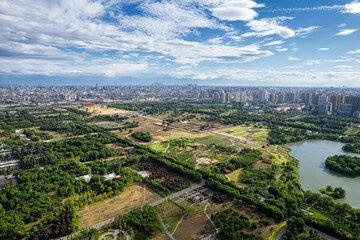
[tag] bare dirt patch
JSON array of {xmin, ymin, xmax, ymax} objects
[
  {"xmin": 254, "ymin": 161, "xmax": 272, "ymax": 169},
  {"xmin": 77, "ymin": 184, "xmax": 161, "ymax": 228},
  {"xmin": 80, "ymin": 105, "xmax": 132, "ymax": 115},
  {"xmin": 173, "ymin": 203, "xmax": 220, "ymax": 240}
]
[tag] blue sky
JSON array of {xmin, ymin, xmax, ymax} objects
[{"xmin": 0, "ymin": 0, "xmax": 359, "ymax": 86}]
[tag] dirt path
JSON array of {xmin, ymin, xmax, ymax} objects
[{"xmin": 204, "ymin": 204, "xmax": 218, "ymax": 234}]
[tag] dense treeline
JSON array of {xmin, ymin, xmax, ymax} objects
[
  {"xmin": 342, "ymin": 143, "xmax": 360, "ymax": 153},
  {"xmin": 32, "ymin": 210, "xmax": 77, "ymax": 240},
  {"xmin": 0, "ymin": 109, "xmax": 86, "ymax": 131},
  {"xmin": 212, "ymin": 208, "xmax": 263, "ymax": 240},
  {"xmin": 115, "ymin": 205, "xmax": 161, "ymax": 236},
  {"xmin": 55, "ymin": 121, "xmax": 103, "ymax": 136},
  {"xmin": 131, "ymin": 131, "xmax": 153, "ymax": 142},
  {"xmin": 23, "ymin": 129, "xmax": 52, "ymax": 141},
  {"xmin": 325, "ymin": 155, "xmax": 360, "ymax": 176},
  {"xmin": 16, "ymin": 132, "xmax": 118, "ymax": 168},
  {"xmin": 320, "ymin": 186, "xmax": 346, "ymax": 199},
  {"xmin": 214, "ymin": 148, "xmax": 262, "ymax": 172},
  {"xmin": 0, "ymin": 156, "xmax": 141, "ymax": 239},
  {"xmin": 304, "ymin": 190, "xmax": 360, "ymax": 239}
]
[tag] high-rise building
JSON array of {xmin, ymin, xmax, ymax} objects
[
  {"xmin": 329, "ymin": 94, "xmax": 345, "ymax": 112},
  {"xmin": 213, "ymin": 92, "xmax": 220, "ymax": 102},
  {"xmin": 318, "ymin": 95, "xmax": 328, "ymax": 105},
  {"xmin": 225, "ymin": 92, "xmax": 231, "ymax": 103},
  {"xmin": 345, "ymin": 96, "xmax": 360, "ymax": 113},
  {"xmin": 220, "ymin": 92, "xmax": 226, "ymax": 103},
  {"xmin": 285, "ymin": 92, "xmax": 295, "ymax": 103},
  {"xmin": 339, "ymin": 103, "xmax": 352, "ymax": 115}
]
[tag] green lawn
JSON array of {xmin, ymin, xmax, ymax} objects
[
  {"xmin": 309, "ymin": 208, "xmax": 329, "ymax": 221},
  {"xmin": 345, "ymin": 127, "xmax": 360, "ymax": 135},
  {"xmin": 150, "ymin": 142, "xmax": 167, "ymax": 152},
  {"xmin": 227, "ymin": 168, "xmax": 243, "ymax": 182}
]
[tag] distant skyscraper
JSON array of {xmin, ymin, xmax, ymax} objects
[
  {"xmin": 318, "ymin": 95, "xmax": 328, "ymax": 105},
  {"xmin": 235, "ymin": 92, "xmax": 240, "ymax": 102},
  {"xmin": 220, "ymin": 92, "xmax": 226, "ymax": 103},
  {"xmin": 329, "ymin": 94, "xmax": 345, "ymax": 112},
  {"xmin": 225, "ymin": 92, "xmax": 231, "ymax": 103},
  {"xmin": 285, "ymin": 92, "xmax": 295, "ymax": 103}
]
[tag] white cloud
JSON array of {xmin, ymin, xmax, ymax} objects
[
  {"xmin": 295, "ymin": 26, "xmax": 320, "ymax": 36},
  {"xmin": 335, "ymin": 29, "xmax": 357, "ymax": 36},
  {"xmin": 343, "ymin": 1, "xmax": 360, "ymax": 14},
  {"xmin": 160, "ymin": 40, "xmax": 274, "ymax": 65},
  {"xmin": 275, "ymin": 47, "xmax": 288, "ymax": 52},
  {"xmin": 318, "ymin": 48, "xmax": 330, "ymax": 51},
  {"xmin": 264, "ymin": 40, "xmax": 283, "ymax": 46},
  {"xmin": 288, "ymin": 57, "xmax": 300, "ymax": 61},
  {"xmin": 168, "ymin": 68, "xmax": 360, "ymax": 87},
  {"xmin": 0, "ymin": 58, "xmax": 148, "ymax": 77},
  {"xmin": 119, "ymin": 1, "xmax": 223, "ymax": 37},
  {"xmin": 338, "ymin": 23, "xmax": 346, "ymax": 27},
  {"xmin": 347, "ymin": 49, "xmax": 360, "ymax": 54},
  {"xmin": 242, "ymin": 19, "xmax": 295, "ymax": 38},
  {"xmin": 334, "ymin": 65, "xmax": 354, "ymax": 69},
  {"xmin": 210, "ymin": 0, "xmax": 264, "ymax": 21}
]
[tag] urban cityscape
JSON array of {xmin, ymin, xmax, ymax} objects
[{"xmin": 1, "ymin": 0, "xmax": 360, "ymax": 240}]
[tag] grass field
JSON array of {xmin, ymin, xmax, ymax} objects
[
  {"xmin": 77, "ymin": 184, "xmax": 161, "ymax": 228},
  {"xmin": 150, "ymin": 142, "xmax": 168, "ymax": 152},
  {"xmin": 308, "ymin": 208, "xmax": 329, "ymax": 221},
  {"xmin": 227, "ymin": 168, "xmax": 243, "ymax": 182},
  {"xmin": 345, "ymin": 127, "xmax": 360, "ymax": 135},
  {"xmin": 155, "ymin": 200, "xmax": 184, "ymax": 234},
  {"xmin": 192, "ymin": 133, "xmax": 247, "ymax": 148}
]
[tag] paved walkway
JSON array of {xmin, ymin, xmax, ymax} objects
[
  {"xmin": 149, "ymin": 179, "xmax": 206, "ymax": 206},
  {"xmin": 99, "ymin": 229, "xmax": 130, "ymax": 240},
  {"xmin": 204, "ymin": 204, "xmax": 219, "ymax": 234},
  {"xmin": 273, "ymin": 225, "xmax": 287, "ymax": 240},
  {"xmin": 157, "ymin": 213, "xmax": 176, "ymax": 240},
  {"xmin": 305, "ymin": 225, "xmax": 339, "ymax": 240}
]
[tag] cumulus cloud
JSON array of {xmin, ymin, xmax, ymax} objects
[
  {"xmin": 242, "ymin": 19, "xmax": 295, "ymax": 38},
  {"xmin": 0, "ymin": 0, "xmax": 279, "ymax": 75},
  {"xmin": 343, "ymin": 1, "xmax": 360, "ymax": 14},
  {"xmin": 210, "ymin": 0, "xmax": 264, "ymax": 21},
  {"xmin": 335, "ymin": 29, "xmax": 357, "ymax": 35},
  {"xmin": 347, "ymin": 49, "xmax": 360, "ymax": 54},
  {"xmin": 318, "ymin": 48, "xmax": 330, "ymax": 51}
]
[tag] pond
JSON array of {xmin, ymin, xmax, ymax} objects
[{"xmin": 287, "ymin": 140, "xmax": 360, "ymax": 208}]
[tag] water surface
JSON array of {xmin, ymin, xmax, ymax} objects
[{"xmin": 287, "ymin": 140, "xmax": 360, "ymax": 208}]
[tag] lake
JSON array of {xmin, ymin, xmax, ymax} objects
[{"xmin": 287, "ymin": 140, "xmax": 360, "ymax": 208}]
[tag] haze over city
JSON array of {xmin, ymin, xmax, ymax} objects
[{"xmin": 0, "ymin": 0, "xmax": 360, "ymax": 86}]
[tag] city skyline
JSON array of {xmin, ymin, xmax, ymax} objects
[{"xmin": 0, "ymin": 0, "xmax": 360, "ymax": 86}]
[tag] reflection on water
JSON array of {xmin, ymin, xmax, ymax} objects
[{"xmin": 287, "ymin": 140, "xmax": 360, "ymax": 208}]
